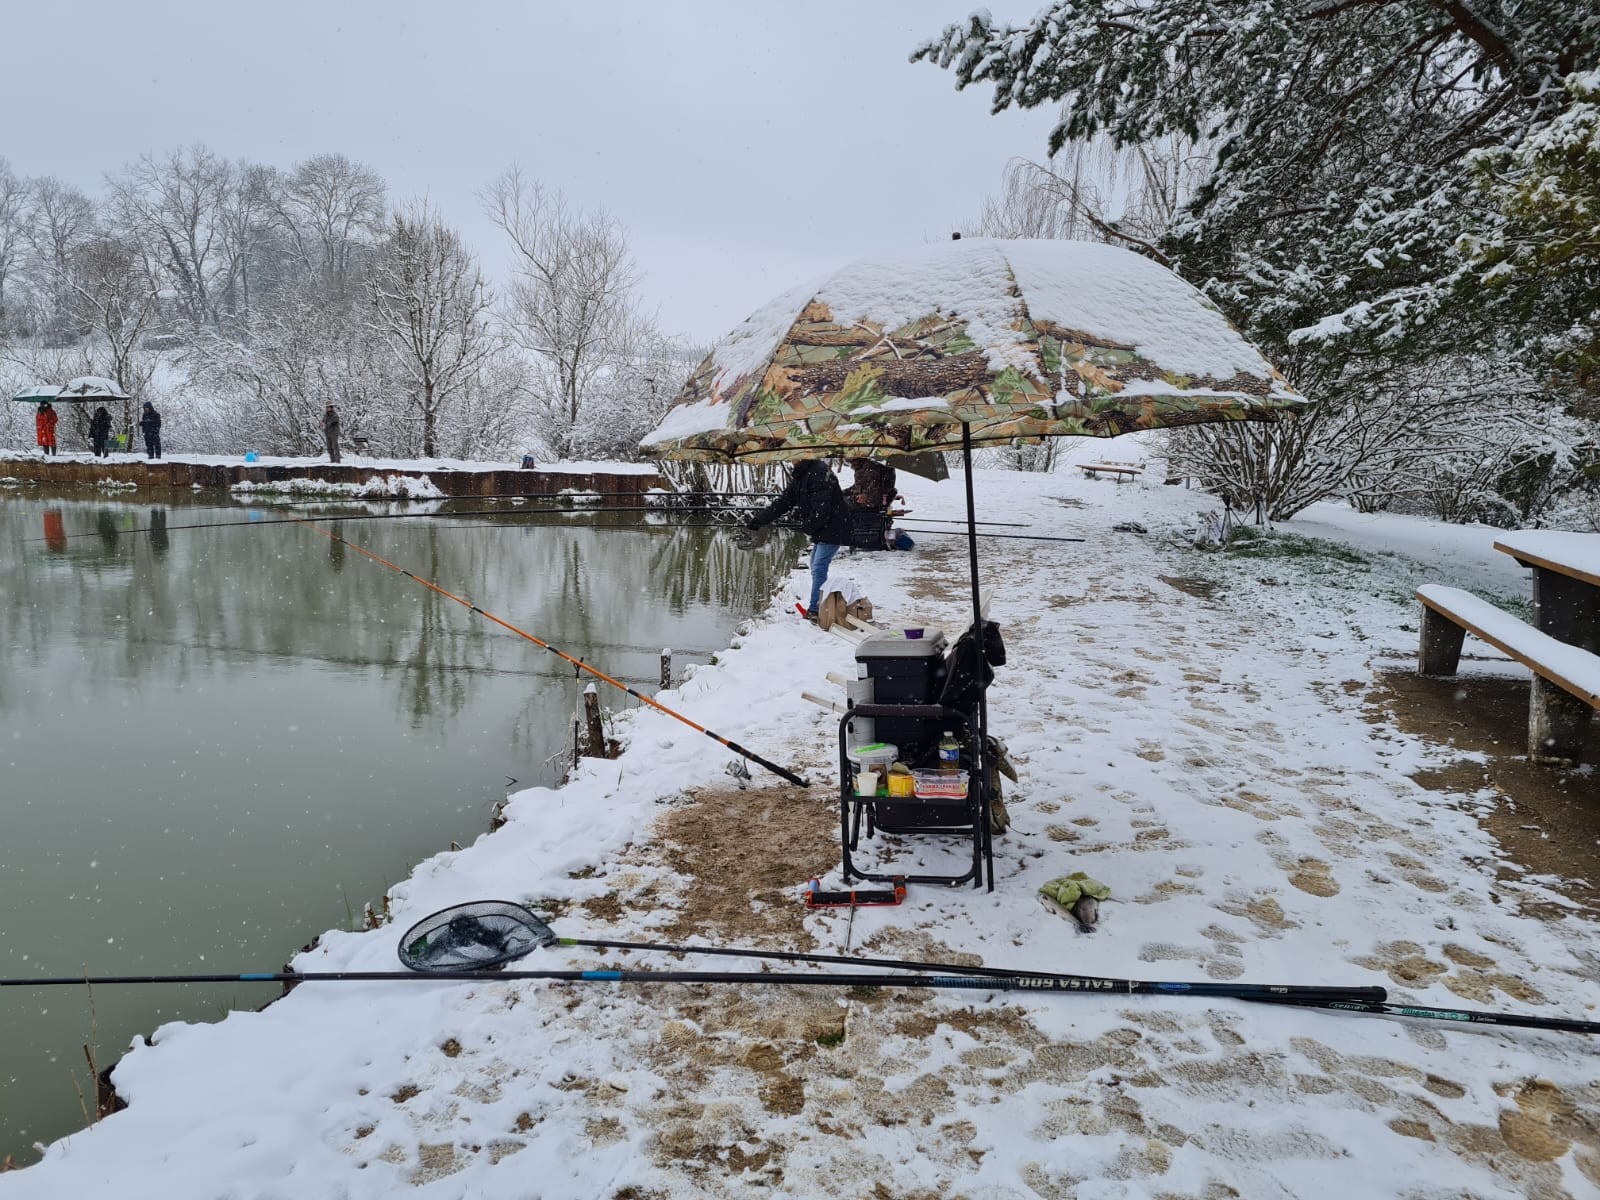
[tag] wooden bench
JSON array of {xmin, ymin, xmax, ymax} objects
[
  {"xmin": 1080, "ymin": 461, "xmax": 1143, "ymax": 482},
  {"xmin": 1416, "ymin": 584, "xmax": 1600, "ymax": 762}
]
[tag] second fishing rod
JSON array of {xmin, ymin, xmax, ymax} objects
[{"xmin": 55, "ymin": 502, "xmax": 1027, "ymax": 541}]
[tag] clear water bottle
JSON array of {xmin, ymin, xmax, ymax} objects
[{"xmin": 937, "ymin": 730, "xmax": 960, "ymax": 773}]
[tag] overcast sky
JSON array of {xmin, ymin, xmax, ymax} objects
[{"xmin": 7, "ymin": 1, "xmax": 1055, "ymax": 344}]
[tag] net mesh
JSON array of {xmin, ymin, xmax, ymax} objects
[{"xmin": 397, "ymin": 900, "xmax": 554, "ymax": 973}]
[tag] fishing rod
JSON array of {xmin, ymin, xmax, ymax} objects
[
  {"xmin": 20, "ymin": 965, "xmax": 1590, "ymax": 1039},
  {"xmin": 539, "ymin": 933, "xmax": 1377, "ymax": 1000},
  {"xmin": 22, "ymin": 504, "xmax": 769, "ymax": 542},
  {"xmin": 391, "ymin": 901, "xmax": 1600, "ymax": 1037},
  {"xmin": 284, "ymin": 516, "xmax": 810, "ymax": 788},
  {"xmin": 450, "ymin": 490, "xmax": 785, "ymax": 501},
  {"xmin": 30, "ymin": 506, "xmax": 1041, "ymax": 542},
  {"xmin": 399, "ymin": 902, "xmax": 1384, "ymax": 1005},
  {"xmin": 10, "ymin": 960, "xmax": 1587, "ymax": 1037},
  {"xmin": 397, "ymin": 518, "xmax": 1088, "ymax": 547},
  {"xmin": 1256, "ymin": 995, "xmax": 1600, "ymax": 1037},
  {"xmin": 12, "ymin": 899, "xmax": 1592, "ymax": 1037},
  {"xmin": 895, "ymin": 527, "xmax": 1086, "ymax": 544},
  {"xmin": 0, "ymin": 967, "xmax": 1383, "ymax": 1004}
]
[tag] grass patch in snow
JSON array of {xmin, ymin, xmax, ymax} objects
[
  {"xmin": 1211, "ymin": 524, "xmax": 1537, "ymax": 623},
  {"xmin": 1222, "ymin": 525, "xmax": 1371, "ymax": 565}
]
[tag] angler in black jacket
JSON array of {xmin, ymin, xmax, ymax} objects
[
  {"xmin": 746, "ymin": 459, "xmax": 852, "ymax": 618},
  {"xmin": 89, "ymin": 406, "xmax": 112, "ymax": 457},
  {"xmin": 139, "ymin": 402, "xmax": 162, "ymax": 460}
]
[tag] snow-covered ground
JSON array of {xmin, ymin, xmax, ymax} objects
[{"xmin": 7, "ymin": 469, "xmax": 1598, "ymax": 1199}]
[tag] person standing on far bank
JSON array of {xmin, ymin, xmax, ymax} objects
[
  {"xmin": 35, "ymin": 401, "xmax": 58, "ymax": 457},
  {"xmin": 323, "ymin": 403, "xmax": 342, "ymax": 464},
  {"xmin": 139, "ymin": 401, "xmax": 162, "ymax": 460},
  {"xmin": 89, "ymin": 405, "xmax": 112, "ymax": 457}
]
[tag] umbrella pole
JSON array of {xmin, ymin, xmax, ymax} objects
[{"xmin": 961, "ymin": 424, "xmax": 994, "ymax": 891}]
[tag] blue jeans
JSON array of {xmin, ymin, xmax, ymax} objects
[{"xmin": 809, "ymin": 542, "xmax": 842, "ymax": 612}]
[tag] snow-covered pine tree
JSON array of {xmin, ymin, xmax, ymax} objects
[
  {"xmin": 918, "ymin": 0, "xmax": 1594, "ymax": 369},
  {"xmin": 1466, "ymin": 70, "xmax": 1600, "ymax": 401},
  {"xmin": 918, "ymin": 1, "xmax": 1600, "ymax": 518}
]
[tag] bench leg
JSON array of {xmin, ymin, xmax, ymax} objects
[
  {"xmin": 1417, "ymin": 608, "xmax": 1466, "ymax": 674},
  {"xmin": 1532, "ymin": 568, "xmax": 1600, "ymax": 652},
  {"xmin": 1528, "ymin": 676, "xmax": 1592, "ymax": 764}
]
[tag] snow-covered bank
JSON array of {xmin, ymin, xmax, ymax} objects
[
  {"xmin": 0, "ymin": 451, "xmax": 663, "ymax": 502},
  {"xmin": 230, "ymin": 475, "xmax": 447, "ymax": 500},
  {"xmin": 8, "ymin": 470, "xmax": 1597, "ymax": 1199},
  {"xmin": 0, "ymin": 449, "xmax": 660, "ymax": 475}
]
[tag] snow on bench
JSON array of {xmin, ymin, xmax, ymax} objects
[
  {"xmin": 1493, "ymin": 530, "xmax": 1600, "ymax": 588},
  {"xmin": 1080, "ymin": 461, "xmax": 1143, "ymax": 482},
  {"xmin": 1416, "ymin": 584, "xmax": 1600, "ymax": 762}
]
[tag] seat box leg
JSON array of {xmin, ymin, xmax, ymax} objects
[
  {"xmin": 1528, "ymin": 676, "xmax": 1592, "ymax": 764},
  {"xmin": 1418, "ymin": 608, "xmax": 1466, "ymax": 675}
]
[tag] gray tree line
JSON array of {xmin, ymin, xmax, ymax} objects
[{"xmin": 0, "ymin": 148, "xmax": 697, "ymax": 462}]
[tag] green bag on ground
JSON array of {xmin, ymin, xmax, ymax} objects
[{"xmin": 1039, "ymin": 872, "xmax": 1111, "ymax": 907}]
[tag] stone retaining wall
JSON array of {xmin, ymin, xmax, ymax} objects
[{"xmin": 0, "ymin": 459, "xmax": 662, "ymax": 500}]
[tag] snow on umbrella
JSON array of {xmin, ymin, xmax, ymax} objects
[
  {"xmin": 9, "ymin": 385, "xmax": 62, "ymax": 404},
  {"xmin": 641, "ymin": 238, "xmax": 1308, "ymax": 888},
  {"xmin": 640, "ymin": 238, "xmax": 1305, "ymax": 463},
  {"xmin": 642, "ymin": 236, "xmax": 1306, "ymax": 630},
  {"xmin": 57, "ymin": 376, "xmax": 130, "ymax": 401}
]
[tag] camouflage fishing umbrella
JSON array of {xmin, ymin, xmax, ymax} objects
[{"xmin": 640, "ymin": 237, "xmax": 1305, "ymax": 464}]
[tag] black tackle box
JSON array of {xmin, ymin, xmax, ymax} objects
[{"xmin": 854, "ymin": 630, "xmax": 949, "ymax": 763}]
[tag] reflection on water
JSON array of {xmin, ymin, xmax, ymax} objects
[{"xmin": 0, "ymin": 490, "xmax": 792, "ymax": 1165}]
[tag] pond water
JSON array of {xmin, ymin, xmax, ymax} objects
[{"xmin": 0, "ymin": 488, "xmax": 792, "ymax": 1165}]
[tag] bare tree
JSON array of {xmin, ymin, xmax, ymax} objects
[
  {"xmin": 970, "ymin": 135, "xmax": 1211, "ymax": 261},
  {"xmin": 482, "ymin": 167, "xmax": 640, "ymax": 459},
  {"xmin": 107, "ymin": 145, "xmax": 236, "ymax": 330},
  {"xmin": 60, "ymin": 235, "xmax": 161, "ymax": 438},
  {"xmin": 434, "ymin": 350, "xmax": 534, "ymax": 461},
  {"xmin": 24, "ymin": 176, "xmax": 97, "ymax": 337},
  {"xmin": 0, "ymin": 158, "xmax": 29, "ymax": 333},
  {"xmin": 215, "ymin": 161, "xmax": 280, "ymax": 330},
  {"xmin": 1162, "ymin": 355, "xmax": 1567, "ymax": 521},
  {"xmin": 187, "ymin": 278, "xmax": 396, "ymax": 454},
  {"xmin": 567, "ymin": 325, "xmax": 700, "ymax": 461},
  {"xmin": 274, "ymin": 153, "xmax": 385, "ymax": 291},
  {"xmin": 367, "ymin": 201, "xmax": 495, "ymax": 458}
]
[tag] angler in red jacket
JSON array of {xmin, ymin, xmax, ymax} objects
[{"xmin": 35, "ymin": 402, "xmax": 58, "ymax": 456}]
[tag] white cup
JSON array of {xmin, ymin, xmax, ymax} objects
[{"xmin": 855, "ymin": 770, "xmax": 880, "ymax": 797}]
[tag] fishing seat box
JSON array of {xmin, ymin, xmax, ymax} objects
[{"xmin": 853, "ymin": 631, "xmax": 948, "ymax": 764}]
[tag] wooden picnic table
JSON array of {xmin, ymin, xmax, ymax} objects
[
  {"xmin": 1079, "ymin": 462, "xmax": 1143, "ymax": 482},
  {"xmin": 1492, "ymin": 531, "xmax": 1600, "ymax": 653},
  {"xmin": 1412, "ymin": 530, "xmax": 1600, "ymax": 762}
]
